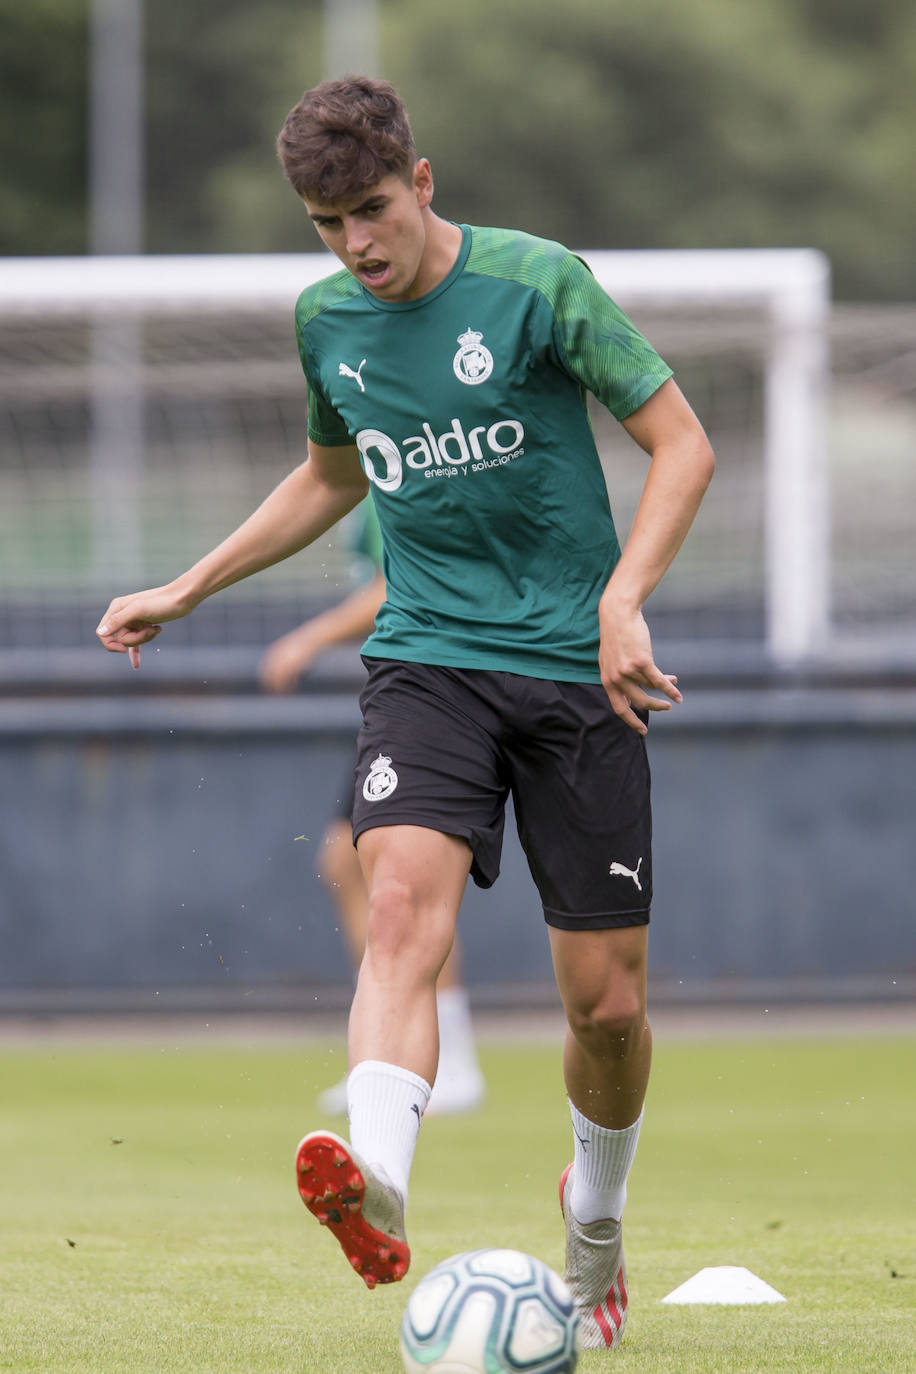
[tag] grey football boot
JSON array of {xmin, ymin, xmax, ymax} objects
[{"xmin": 559, "ymin": 1162, "xmax": 628, "ymax": 1348}]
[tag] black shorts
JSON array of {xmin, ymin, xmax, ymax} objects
[{"xmin": 351, "ymin": 658, "xmax": 652, "ymax": 931}]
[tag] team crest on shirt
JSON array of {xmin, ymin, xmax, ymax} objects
[
  {"xmin": 453, "ymin": 327, "xmax": 494, "ymax": 385},
  {"xmin": 362, "ymin": 754, "xmax": 399, "ymax": 802}
]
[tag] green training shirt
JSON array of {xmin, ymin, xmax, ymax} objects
[
  {"xmin": 344, "ymin": 496, "xmax": 384, "ymax": 578},
  {"xmin": 295, "ymin": 224, "xmax": 672, "ymax": 683}
]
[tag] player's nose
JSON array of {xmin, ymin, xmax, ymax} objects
[{"xmin": 344, "ymin": 217, "xmax": 372, "ymax": 257}]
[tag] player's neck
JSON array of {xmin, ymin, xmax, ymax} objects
[{"xmin": 410, "ymin": 213, "xmax": 463, "ymax": 300}]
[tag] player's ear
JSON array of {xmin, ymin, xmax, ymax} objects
[{"xmin": 413, "ymin": 159, "xmax": 434, "ymax": 209}]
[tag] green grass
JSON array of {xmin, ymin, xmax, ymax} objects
[{"xmin": 0, "ymin": 1032, "xmax": 913, "ymax": 1373}]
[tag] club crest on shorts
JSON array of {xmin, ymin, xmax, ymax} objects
[
  {"xmin": 362, "ymin": 753, "xmax": 398, "ymax": 802},
  {"xmin": 453, "ymin": 327, "xmax": 493, "ymax": 385}
]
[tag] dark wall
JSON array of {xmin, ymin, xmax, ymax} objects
[{"xmin": 2, "ymin": 684, "xmax": 914, "ymax": 1008}]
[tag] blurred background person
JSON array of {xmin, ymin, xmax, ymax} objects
[{"xmin": 259, "ymin": 499, "xmax": 485, "ymax": 1117}]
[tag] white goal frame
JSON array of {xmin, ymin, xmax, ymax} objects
[{"xmin": 0, "ymin": 248, "xmax": 831, "ymax": 663}]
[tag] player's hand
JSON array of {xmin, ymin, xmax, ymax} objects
[
  {"xmin": 598, "ymin": 599, "xmax": 681, "ymax": 735},
  {"xmin": 258, "ymin": 627, "xmax": 321, "ymax": 693},
  {"xmin": 95, "ymin": 585, "xmax": 193, "ymax": 669}
]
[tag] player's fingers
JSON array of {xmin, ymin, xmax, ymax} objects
[
  {"xmin": 635, "ymin": 666, "xmax": 682, "ymax": 704},
  {"xmin": 97, "ymin": 631, "xmax": 127, "ymax": 654},
  {"xmin": 98, "ymin": 619, "xmax": 162, "ymax": 649},
  {"xmin": 101, "ymin": 627, "xmax": 162, "ymax": 655},
  {"xmin": 96, "ymin": 595, "xmax": 160, "ymax": 641},
  {"xmin": 605, "ymin": 685, "xmax": 649, "ymax": 736},
  {"xmin": 624, "ymin": 684, "xmax": 673, "ymax": 714},
  {"xmin": 95, "ymin": 599, "xmax": 134, "ymax": 641},
  {"xmin": 658, "ymin": 672, "xmax": 682, "ymax": 703}
]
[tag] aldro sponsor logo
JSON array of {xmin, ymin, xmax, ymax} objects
[{"xmin": 356, "ymin": 416, "xmax": 525, "ymax": 492}]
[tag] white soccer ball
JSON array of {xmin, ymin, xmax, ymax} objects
[{"xmin": 399, "ymin": 1248, "xmax": 579, "ymax": 1374}]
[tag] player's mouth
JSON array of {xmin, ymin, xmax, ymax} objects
[{"xmin": 356, "ymin": 259, "xmax": 392, "ymax": 288}]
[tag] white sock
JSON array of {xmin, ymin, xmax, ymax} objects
[
  {"xmin": 435, "ymin": 987, "xmax": 481, "ymax": 1081},
  {"xmin": 347, "ymin": 1060, "xmax": 431, "ymax": 1203},
  {"xmin": 568, "ymin": 1102, "xmax": 644, "ymax": 1224}
]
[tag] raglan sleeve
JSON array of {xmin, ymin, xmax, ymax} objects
[
  {"xmin": 546, "ymin": 251, "xmax": 673, "ymax": 421},
  {"xmin": 295, "ymin": 309, "xmax": 355, "ymax": 448}
]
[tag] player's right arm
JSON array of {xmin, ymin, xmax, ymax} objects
[{"xmin": 95, "ymin": 442, "xmax": 367, "ymax": 664}]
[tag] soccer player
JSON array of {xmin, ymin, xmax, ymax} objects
[
  {"xmin": 258, "ymin": 500, "xmax": 485, "ymax": 1118},
  {"xmin": 96, "ymin": 76, "xmax": 715, "ymax": 1349}
]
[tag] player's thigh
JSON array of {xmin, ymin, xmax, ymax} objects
[
  {"xmin": 356, "ymin": 824, "xmax": 472, "ymax": 971},
  {"xmin": 507, "ymin": 680, "xmax": 653, "ymax": 927},
  {"xmin": 357, "ymin": 823, "xmax": 472, "ymax": 914}
]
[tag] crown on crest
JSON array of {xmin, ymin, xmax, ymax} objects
[{"xmin": 457, "ymin": 327, "xmax": 484, "ymax": 349}]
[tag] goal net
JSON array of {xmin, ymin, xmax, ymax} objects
[{"xmin": 0, "ymin": 250, "xmax": 910, "ymax": 666}]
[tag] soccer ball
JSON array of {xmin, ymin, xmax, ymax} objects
[{"xmin": 399, "ymin": 1248, "xmax": 579, "ymax": 1373}]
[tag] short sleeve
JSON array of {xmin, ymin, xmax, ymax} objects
[
  {"xmin": 295, "ymin": 317, "xmax": 354, "ymax": 448},
  {"xmin": 547, "ymin": 253, "xmax": 673, "ymax": 420},
  {"xmin": 305, "ymin": 378, "xmax": 353, "ymax": 447}
]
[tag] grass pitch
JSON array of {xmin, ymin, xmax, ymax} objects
[{"xmin": 0, "ymin": 1027, "xmax": 912, "ymax": 1373}]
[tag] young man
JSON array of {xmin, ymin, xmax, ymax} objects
[
  {"xmin": 258, "ymin": 500, "xmax": 485, "ymax": 1118},
  {"xmin": 96, "ymin": 76, "xmax": 714, "ymax": 1349}
]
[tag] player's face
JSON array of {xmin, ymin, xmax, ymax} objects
[{"xmin": 303, "ymin": 162, "xmax": 437, "ymax": 302}]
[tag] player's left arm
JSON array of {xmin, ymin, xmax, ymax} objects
[{"xmin": 599, "ymin": 378, "xmax": 715, "ymax": 734}]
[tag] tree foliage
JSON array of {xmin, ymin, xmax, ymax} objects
[
  {"xmin": 387, "ymin": 0, "xmax": 916, "ymax": 299},
  {"xmin": 144, "ymin": 0, "xmax": 324, "ymax": 251},
  {"xmin": 0, "ymin": 0, "xmax": 88, "ymax": 255},
  {"xmin": 0, "ymin": 0, "xmax": 913, "ymax": 298}
]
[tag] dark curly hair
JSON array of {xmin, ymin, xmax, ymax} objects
[{"xmin": 277, "ymin": 76, "xmax": 418, "ymax": 202}]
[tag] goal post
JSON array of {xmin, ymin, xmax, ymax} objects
[
  {"xmin": 0, "ymin": 248, "xmax": 831, "ymax": 664},
  {"xmin": 582, "ymin": 248, "xmax": 832, "ymax": 664}
]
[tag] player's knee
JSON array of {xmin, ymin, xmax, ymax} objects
[
  {"xmin": 364, "ymin": 875, "xmax": 453, "ymax": 983},
  {"xmin": 566, "ymin": 989, "xmax": 646, "ymax": 1058},
  {"xmin": 365, "ymin": 874, "xmax": 424, "ymax": 956}
]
